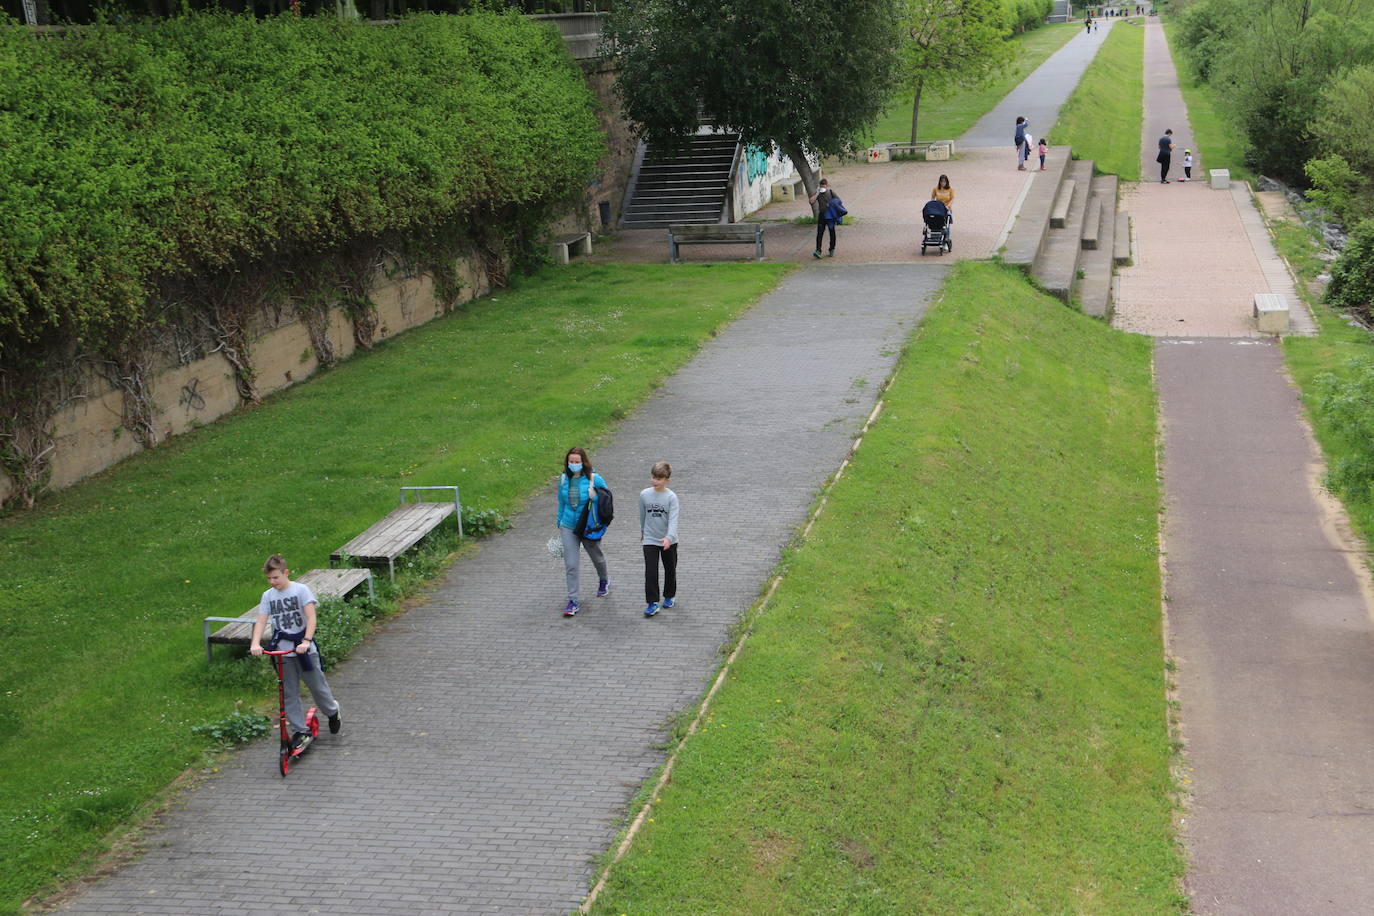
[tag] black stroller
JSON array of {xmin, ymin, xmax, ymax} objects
[{"xmin": 921, "ymin": 199, "xmax": 952, "ymax": 255}]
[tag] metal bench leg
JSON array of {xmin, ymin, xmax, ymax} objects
[
  {"xmin": 668, "ymin": 236, "xmax": 678, "ymax": 264},
  {"xmin": 204, "ymin": 620, "xmax": 213, "ymax": 664}
]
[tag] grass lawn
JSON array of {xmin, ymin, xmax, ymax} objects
[
  {"xmin": 866, "ymin": 23, "xmax": 1079, "ymax": 146},
  {"xmin": 1050, "ymin": 19, "xmax": 1144, "ymax": 180},
  {"xmin": 0, "ymin": 261, "xmax": 786, "ymax": 913},
  {"xmin": 1162, "ymin": 21, "xmax": 1255, "ymax": 184},
  {"xmin": 590, "ymin": 261, "xmax": 1184, "ymax": 914},
  {"xmin": 1281, "ymin": 226, "xmax": 1374, "ymax": 545}
]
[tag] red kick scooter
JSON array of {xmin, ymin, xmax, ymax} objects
[{"xmin": 261, "ymin": 647, "xmax": 319, "ymax": 777}]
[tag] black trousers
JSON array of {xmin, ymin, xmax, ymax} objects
[
  {"xmin": 643, "ymin": 543, "xmax": 678, "ymax": 604},
  {"xmin": 815, "ymin": 219, "xmax": 836, "ymax": 253},
  {"xmin": 1159, "ymin": 153, "xmax": 1171, "ymax": 182}
]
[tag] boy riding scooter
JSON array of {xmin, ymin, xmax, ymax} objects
[{"xmin": 250, "ymin": 555, "xmax": 342, "ymax": 769}]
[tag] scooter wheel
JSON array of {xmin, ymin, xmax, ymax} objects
[{"xmin": 279, "ymin": 750, "xmax": 291, "ymax": 777}]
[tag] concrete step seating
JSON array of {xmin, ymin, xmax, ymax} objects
[
  {"xmin": 1033, "ymin": 159, "xmax": 1096, "ymax": 301},
  {"xmin": 1005, "ymin": 150, "xmax": 1128, "ymax": 318},
  {"xmin": 1113, "ymin": 212, "xmax": 1132, "ymax": 266},
  {"xmin": 1002, "ymin": 147, "xmax": 1073, "ymax": 274},
  {"xmin": 1073, "ymin": 175, "xmax": 1120, "ymax": 318},
  {"xmin": 1050, "ymin": 179, "xmax": 1077, "ymax": 229}
]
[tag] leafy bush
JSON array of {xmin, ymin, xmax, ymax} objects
[
  {"xmin": 1306, "ymin": 156, "xmax": 1374, "ymax": 229},
  {"xmin": 1327, "ymin": 220, "xmax": 1374, "ymax": 320},
  {"xmin": 461, "ymin": 504, "xmax": 512, "ymax": 538},
  {"xmin": 191, "ymin": 710, "xmax": 271, "ymax": 745},
  {"xmin": 0, "ymin": 12, "xmax": 604, "ymax": 362}
]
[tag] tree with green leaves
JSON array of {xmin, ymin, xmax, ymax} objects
[
  {"xmin": 899, "ymin": 0, "xmax": 1013, "ymax": 144},
  {"xmin": 602, "ymin": 0, "xmax": 900, "ymax": 206}
]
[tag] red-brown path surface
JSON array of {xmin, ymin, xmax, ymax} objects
[{"xmin": 1124, "ymin": 22, "xmax": 1374, "ymax": 916}]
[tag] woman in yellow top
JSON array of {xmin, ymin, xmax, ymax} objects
[{"xmin": 931, "ymin": 174, "xmax": 954, "ymax": 210}]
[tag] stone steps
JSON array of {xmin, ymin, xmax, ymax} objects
[
  {"xmin": 1006, "ymin": 152, "xmax": 1129, "ymax": 318},
  {"xmin": 1033, "ymin": 159, "xmax": 1096, "ymax": 300},
  {"xmin": 1002, "ymin": 148, "xmax": 1074, "ymax": 275},
  {"xmin": 1074, "ymin": 176, "xmax": 1119, "ymax": 317}
]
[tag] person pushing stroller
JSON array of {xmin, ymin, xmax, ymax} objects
[{"xmin": 921, "ymin": 175, "xmax": 954, "ymax": 255}]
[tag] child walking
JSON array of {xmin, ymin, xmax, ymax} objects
[
  {"xmin": 1038, "ymin": 137, "xmax": 1048, "ymax": 171},
  {"xmin": 250, "ymin": 555, "xmax": 342, "ymax": 752},
  {"xmin": 639, "ymin": 461, "xmax": 679, "ymax": 618},
  {"xmin": 1181, "ymin": 149, "xmax": 1194, "ymax": 181}
]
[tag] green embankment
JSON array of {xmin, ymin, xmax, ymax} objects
[
  {"xmin": 867, "ymin": 22, "xmax": 1079, "ymax": 145},
  {"xmin": 1050, "ymin": 20, "xmax": 1145, "ymax": 180},
  {"xmin": 592, "ymin": 261, "xmax": 1183, "ymax": 914},
  {"xmin": 0, "ymin": 262, "xmax": 786, "ymax": 913}
]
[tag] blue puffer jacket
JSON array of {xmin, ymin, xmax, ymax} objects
[{"xmin": 557, "ymin": 472, "xmax": 605, "ymax": 529}]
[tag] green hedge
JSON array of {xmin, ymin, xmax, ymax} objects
[{"xmin": 0, "ymin": 11, "xmax": 604, "ymax": 358}]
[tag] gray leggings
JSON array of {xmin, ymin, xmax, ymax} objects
[
  {"xmin": 560, "ymin": 525, "xmax": 608, "ymax": 603},
  {"xmin": 281, "ymin": 649, "xmax": 340, "ymax": 736}
]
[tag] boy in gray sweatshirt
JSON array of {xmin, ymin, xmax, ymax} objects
[{"xmin": 639, "ymin": 461, "xmax": 680, "ymax": 617}]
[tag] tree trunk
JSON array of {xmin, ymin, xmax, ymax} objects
[
  {"xmin": 779, "ymin": 138, "xmax": 820, "ymax": 216},
  {"xmin": 910, "ymin": 80, "xmax": 924, "ymax": 146}
]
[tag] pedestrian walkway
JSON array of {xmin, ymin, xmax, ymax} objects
[
  {"xmin": 961, "ymin": 21, "xmax": 1113, "ymax": 148},
  {"xmin": 1121, "ymin": 21, "xmax": 1374, "ymax": 915},
  {"xmin": 600, "ymin": 147, "xmax": 1030, "ymax": 265},
  {"xmin": 55, "ymin": 264, "xmax": 950, "ymax": 915}
]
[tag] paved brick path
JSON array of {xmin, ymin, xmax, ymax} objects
[
  {"xmin": 56, "ymin": 264, "xmax": 949, "ymax": 915},
  {"xmin": 961, "ymin": 20, "xmax": 1114, "ymax": 148}
]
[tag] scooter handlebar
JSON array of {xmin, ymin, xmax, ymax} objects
[{"xmin": 257, "ymin": 648, "xmax": 300, "ymax": 657}]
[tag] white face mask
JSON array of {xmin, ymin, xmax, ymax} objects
[{"xmin": 568, "ymin": 463, "xmax": 583, "ymax": 474}]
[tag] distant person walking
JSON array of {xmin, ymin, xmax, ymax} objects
[
  {"xmin": 1155, "ymin": 128, "xmax": 1175, "ymax": 184},
  {"xmin": 1038, "ymin": 137, "xmax": 1048, "ymax": 170},
  {"xmin": 1084, "ymin": 16, "xmax": 1091, "ymax": 33},
  {"xmin": 556, "ymin": 446, "xmax": 611, "ymax": 617},
  {"xmin": 809, "ymin": 178, "xmax": 844, "ymax": 258},
  {"xmin": 1015, "ymin": 116, "xmax": 1030, "ymax": 170}
]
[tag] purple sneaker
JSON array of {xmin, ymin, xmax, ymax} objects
[
  {"xmin": 596, "ymin": 579, "xmax": 611, "ymax": 598},
  {"xmin": 563, "ymin": 600, "xmax": 579, "ymax": 617}
]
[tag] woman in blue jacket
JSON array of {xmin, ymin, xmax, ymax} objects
[{"xmin": 556, "ymin": 446, "xmax": 610, "ymax": 617}]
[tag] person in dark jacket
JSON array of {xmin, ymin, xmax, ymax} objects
[{"xmin": 808, "ymin": 178, "xmax": 843, "ymax": 258}]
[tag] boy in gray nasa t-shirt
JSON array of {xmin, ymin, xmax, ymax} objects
[
  {"xmin": 250, "ymin": 554, "xmax": 342, "ymax": 751},
  {"xmin": 639, "ymin": 461, "xmax": 680, "ymax": 617}
]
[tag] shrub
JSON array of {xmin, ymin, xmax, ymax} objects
[
  {"xmin": 1328, "ymin": 220, "xmax": 1374, "ymax": 320},
  {"xmin": 461, "ymin": 504, "xmax": 512, "ymax": 538},
  {"xmin": 191, "ymin": 710, "xmax": 272, "ymax": 745},
  {"xmin": 0, "ymin": 12, "xmax": 604, "ymax": 363}
]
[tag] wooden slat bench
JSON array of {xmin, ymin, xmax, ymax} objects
[
  {"xmin": 202, "ymin": 567, "xmax": 375, "ymax": 663},
  {"xmin": 331, "ymin": 485, "xmax": 462, "ymax": 580},
  {"xmin": 667, "ymin": 224, "xmax": 765, "ymax": 263}
]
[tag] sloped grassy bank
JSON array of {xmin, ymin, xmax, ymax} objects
[
  {"xmin": 0, "ymin": 262, "xmax": 786, "ymax": 913},
  {"xmin": 592, "ymin": 262, "xmax": 1183, "ymax": 914}
]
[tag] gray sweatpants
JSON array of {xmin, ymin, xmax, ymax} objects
[
  {"xmin": 560, "ymin": 525, "xmax": 608, "ymax": 603},
  {"xmin": 281, "ymin": 649, "xmax": 340, "ymax": 736}
]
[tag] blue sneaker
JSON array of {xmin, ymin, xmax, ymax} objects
[
  {"xmin": 644, "ymin": 602, "xmax": 660, "ymax": 618},
  {"xmin": 596, "ymin": 579, "xmax": 611, "ymax": 598},
  {"xmin": 663, "ymin": 597, "xmax": 675, "ymax": 609},
  {"xmin": 563, "ymin": 600, "xmax": 580, "ymax": 617}
]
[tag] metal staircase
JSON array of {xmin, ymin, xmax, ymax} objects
[{"xmin": 619, "ymin": 132, "xmax": 740, "ymax": 229}]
